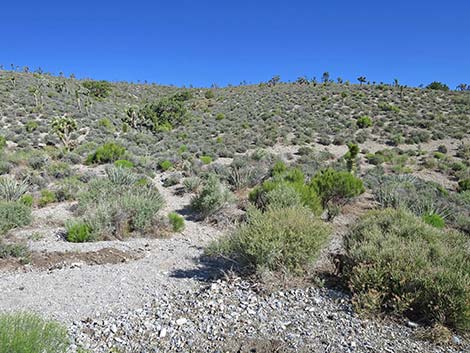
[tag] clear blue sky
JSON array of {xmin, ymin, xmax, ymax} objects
[{"xmin": 1, "ymin": 1, "xmax": 468, "ymax": 88}]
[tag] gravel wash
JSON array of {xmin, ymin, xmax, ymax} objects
[{"xmin": 70, "ymin": 277, "xmax": 468, "ymax": 353}]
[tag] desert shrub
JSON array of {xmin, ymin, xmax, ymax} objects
[
  {"xmin": 114, "ymin": 159, "xmax": 134, "ymax": 168},
  {"xmin": 168, "ymin": 212, "xmax": 185, "ymax": 232},
  {"xmin": 310, "ymin": 168, "xmax": 364, "ymax": 208},
  {"xmin": 82, "ymin": 80, "xmax": 112, "ymax": 98},
  {"xmin": 98, "ymin": 118, "xmax": 113, "ymax": 130},
  {"xmin": 250, "ymin": 166, "xmax": 322, "ymax": 214},
  {"xmin": 76, "ymin": 175, "xmax": 164, "ymax": 239},
  {"xmin": 0, "ymin": 312, "xmax": 69, "ymax": 353},
  {"xmin": 458, "ymin": 178, "xmax": 470, "ymax": 192},
  {"xmin": 190, "ymin": 175, "xmax": 233, "ymax": 219},
  {"xmin": 200, "ymin": 155, "xmax": 213, "ymax": 164},
  {"xmin": 426, "ymin": 81, "xmax": 450, "ymax": 91},
  {"xmin": 207, "ymin": 206, "xmax": 330, "ymax": 273},
  {"xmin": 25, "ymin": 120, "xmax": 39, "ymax": 132},
  {"xmin": 87, "ymin": 142, "xmax": 126, "ymax": 164},
  {"xmin": 215, "ymin": 113, "xmax": 225, "ymax": 120},
  {"xmin": 0, "ymin": 242, "xmax": 29, "ymax": 259},
  {"xmin": 366, "ymin": 173, "xmax": 467, "ymax": 231},
  {"xmin": 183, "ymin": 176, "xmax": 202, "ymax": 193},
  {"xmin": 162, "ymin": 173, "xmax": 180, "ymax": 187},
  {"xmin": 20, "ymin": 194, "xmax": 34, "ymax": 207},
  {"xmin": 356, "ymin": 116, "xmax": 372, "ymax": 128},
  {"xmin": 0, "ymin": 135, "xmax": 6, "ymax": 152},
  {"xmin": 205, "ymin": 90, "xmax": 215, "ymax": 99},
  {"xmin": 47, "ymin": 162, "xmax": 71, "ymax": 179},
  {"xmin": 55, "ymin": 178, "xmax": 84, "ymax": 202},
  {"xmin": 0, "ymin": 177, "xmax": 28, "ymax": 201},
  {"xmin": 0, "ymin": 201, "xmax": 31, "ymax": 235},
  {"xmin": 38, "ymin": 189, "xmax": 56, "ymax": 207},
  {"xmin": 138, "ymin": 96, "xmax": 187, "ymax": 131},
  {"xmin": 265, "ymin": 183, "xmax": 303, "ymax": 209},
  {"xmin": 65, "ymin": 220, "xmax": 93, "ymax": 243},
  {"xmin": 159, "ymin": 160, "xmax": 173, "ymax": 171},
  {"xmin": 343, "ymin": 209, "xmax": 470, "ymax": 331}
]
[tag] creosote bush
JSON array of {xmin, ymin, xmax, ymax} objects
[
  {"xmin": 343, "ymin": 208, "xmax": 470, "ymax": 332},
  {"xmin": 310, "ymin": 168, "xmax": 364, "ymax": 208},
  {"xmin": 0, "ymin": 312, "xmax": 70, "ymax": 353},
  {"xmin": 207, "ymin": 206, "xmax": 330, "ymax": 273},
  {"xmin": 86, "ymin": 142, "xmax": 126, "ymax": 164}
]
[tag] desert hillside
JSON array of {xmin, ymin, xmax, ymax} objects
[{"xmin": 0, "ymin": 70, "xmax": 469, "ymax": 352}]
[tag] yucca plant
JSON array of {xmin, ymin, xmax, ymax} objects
[
  {"xmin": 105, "ymin": 166, "xmax": 138, "ymax": 186},
  {"xmin": 0, "ymin": 177, "xmax": 28, "ymax": 202}
]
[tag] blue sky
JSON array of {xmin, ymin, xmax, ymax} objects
[{"xmin": 1, "ymin": 1, "xmax": 468, "ymax": 88}]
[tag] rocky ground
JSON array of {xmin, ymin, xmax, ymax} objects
[
  {"xmin": 0, "ymin": 148, "xmax": 468, "ymax": 352},
  {"xmin": 70, "ymin": 277, "xmax": 468, "ymax": 353}
]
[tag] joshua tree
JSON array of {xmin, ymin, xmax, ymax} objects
[
  {"xmin": 322, "ymin": 72, "xmax": 330, "ymax": 83},
  {"xmin": 393, "ymin": 78, "xmax": 399, "ymax": 87},
  {"xmin": 296, "ymin": 76, "xmax": 309, "ymax": 85},
  {"xmin": 357, "ymin": 76, "xmax": 367, "ymax": 85},
  {"xmin": 267, "ymin": 75, "xmax": 281, "ymax": 86},
  {"xmin": 51, "ymin": 114, "xmax": 78, "ymax": 151},
  {"xmin": 457, "ymin": 83, "xmax": 468, "ymax": 91}
]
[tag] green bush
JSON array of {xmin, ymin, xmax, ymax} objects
[
  {"xmin": 343, "ymin": 209, "xmax": 470, "ymax": 331},
  {"xmin": 20, "ymin": 194, "xmax": 34, "ymax": 207},
  {"xmin": 25, "ymin": 120, "xmax": 39, "ymax": 132},
  {"xmin": 422, "ymin": 213, "xmax": 445, "ymax": 228},
  {"xmin": 168, "ymin": 212, "xmax": 185, "ymax": 232},
  {"xmin": 138, "ymin": 97, "xmax": 187, "ymax": 131},
  {"xmin": 356, "ymin": 116, "xmax": 372, "ymax": 128},
  {"xmin": 87, "ymin": 142, "xmax": 126, "ymax": 164},
  {"xmin": 65, "ymin": 220, "xmax": 93, "ymax": 242},
  {"xmin": 82, "ymin": 80, "xmax": 112, "ymax": 98},
  {"xmin": 190, "ymin": 175, "xmax": 233, "ymax": 218},
  {"xmin": 38, "ymin": 190, "xmax": 56, "ymax": 207},
  {"xmin": 200, "ymin": 155, "xmax": 213, "ymax": 164},
  {"xmin": 250, "ymin": 166, "xmax": 322, "ymax": 214},
  {"xmin": 0, "ymin": 312, "xmax": 70, "ymax": 353},
  {"xmin": 458, "ymin": 178, "xmax": 470, "ymax": 192},
  {"xmin": 215, "ymin": 113, "xmax": 225, "ymax": 120},
  {"xmin": 310, "ymin": 168, "xmax": 364, "ymax": 208},
  {"xmin": 0, "ymin": 201, "xmax": 32, "ymax": 235},
  {"xmin": 205, "ymin": 90, "xmax": 215, "ymax": 99},
  {"xmin": 159, "ymin": 160, "xmax": 173, "ymax": 171},
  {"xmin": 426, "ymin": 81, "xmax": 450, "ymax": 91},
  {"xmin": 207, "ymin": 206, "xmax": 330, "ymax": 273},
  {"xmin": 114, "ymin": 159, "xmax": 134, "ymax": 169}
]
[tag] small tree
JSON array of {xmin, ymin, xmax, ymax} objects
[
  {"xmin": 357, "ymin": 76, "xmax": 367, "ymax": 85},
  {"xmin": 456, "ymin": 83, "xmax": 468, "ymax": 91},
  {"xmin": 322, "ymin": 72, "xmax": 330, "ymax": 83},
  {"xmin": 267, "ymin": 75, "xmax": 281, "ymax": 86},
  {"xmin": 51, "ymin": 115, "xmax": 78, "ymax": 151}
]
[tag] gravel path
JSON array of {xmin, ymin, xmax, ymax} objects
[{"xmin": 0, "ymin": 178, "xmax": 223, "ymax": 322}]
